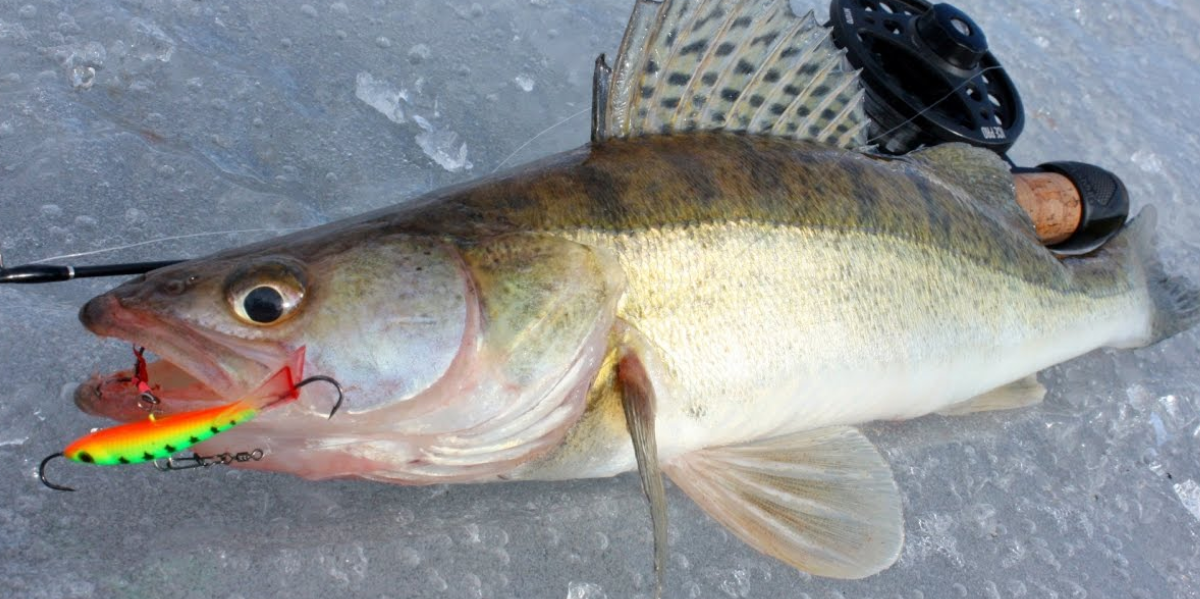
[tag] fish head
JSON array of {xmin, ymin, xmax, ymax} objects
[{"xmin": 74, "ymin": 226, "xmax": 622, "ymax": 482}]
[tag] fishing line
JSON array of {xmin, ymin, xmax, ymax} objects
[
  {"xmin": 27, "ymin": 228, "xmax": 303, "ymax": 265},
  {"xmin": 863, "ymin": 64, "xmax": 1006, "ymax": 148},
  {"xmin": 492, "ymin": 108, "xmax": 589, "ymax": 173}
]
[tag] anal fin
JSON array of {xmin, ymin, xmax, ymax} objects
[
  {"xmin": 937, "ymin": 375, "xmax": 1046, "ymax": 416},
  {"xmin": 665, "ymin": 426, "xmax": 903, "ymax": 579}
]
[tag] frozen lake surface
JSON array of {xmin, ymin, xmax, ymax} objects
[{"xmin": 2, "ymin": 0, "xmax": 1199, "ymax": 597}]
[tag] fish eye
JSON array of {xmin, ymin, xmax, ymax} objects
[
  {"xmin": 242, "ymin": 286, "xmax": 286, "ymax": 323},
  {"xmin": 225, "ymin": 259, "xmax": 307, "ymax": 326}
]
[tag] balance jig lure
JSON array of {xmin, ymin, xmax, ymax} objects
[{"xmin": 39, "ymin": 347, "xmax": 344, "ymax": 491}]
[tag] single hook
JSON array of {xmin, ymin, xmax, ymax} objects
[
  {"xmin": 293, "ymin": 375, "xmax": 345, "ymax": 418},
  {"xmin": 39, "ymin": 452, "xmax": 75, "ymax": 492}
]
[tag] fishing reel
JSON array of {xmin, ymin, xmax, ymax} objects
[{"xmin": 827, "ymin": 0, "xmax": 1128, "ymax": 254}]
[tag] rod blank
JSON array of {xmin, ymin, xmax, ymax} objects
[{"xmin": 0, "ymin": 260, "xmax": 183, "ymax": 284}]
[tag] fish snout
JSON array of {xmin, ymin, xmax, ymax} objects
[{"xmin": 79, "ymin": 293, "xmax": 117, "ymax": 334}]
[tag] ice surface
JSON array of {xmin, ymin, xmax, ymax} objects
[{"xmin": 1, "ymin": 0, "xmax": 1198, "ymax": 598}]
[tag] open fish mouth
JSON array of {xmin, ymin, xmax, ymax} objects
[{"xmin": 74, "ymin": 293, "xmax": 286, "ymax": 423}]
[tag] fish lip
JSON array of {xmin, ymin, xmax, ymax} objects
[{"xmin": 77, "ymin": 293, "xmax": 283, "ymax": 416}]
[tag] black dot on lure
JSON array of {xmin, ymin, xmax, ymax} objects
[{"xmin": 828, "ymin": 0, "xmax": 1024, "ymax": 155}]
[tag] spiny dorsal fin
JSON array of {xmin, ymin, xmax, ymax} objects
[{"xmin": 597, "ymin": 0, "xmax": 868, "ymax": 148}]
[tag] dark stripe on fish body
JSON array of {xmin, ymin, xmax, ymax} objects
[
  {"xmin": 843, "ymin": 158, "xmax": 882, "ymax": 221},
  {"xmin": 576, "ymin": 162, "xmax": 633, "ymax": 225},
  {"xmin": 913, "ymin": 172, "xmax": 949, "ymax": 240},
  {"xmin": 395, "ymin": 135, "xmax": 1074, "ymax": 292},
  {"xmin": 661, "ymin": 150, "xmax": 722, "ymax": 210}
]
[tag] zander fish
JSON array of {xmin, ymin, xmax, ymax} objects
[{"xmin": 70, "ymin": 0, "xmax": 1198, "ymax": 590}]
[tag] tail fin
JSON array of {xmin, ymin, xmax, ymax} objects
[{"xmin": 1114, "ymin": 207, "xmax": 1200, "ymax": 346}]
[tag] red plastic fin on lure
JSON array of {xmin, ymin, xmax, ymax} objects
[
  {"xmin": 237, "ymin": 346, "xmax": 308, "ymax": 412},
  {"xmin": 131, "ymin": 345, "xmax": 160, "ymax": 414},
  {"xmin": 132, "ymin": 346, "xmax": 150, "ymax": 389},
  {"xmin": 133, "ymin": 346, "xmax": 154, "ymax": 395}
]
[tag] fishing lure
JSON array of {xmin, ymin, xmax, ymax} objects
[{"xmin": 39, "ymin": 347, "xmax": 344, "ymax": 491}]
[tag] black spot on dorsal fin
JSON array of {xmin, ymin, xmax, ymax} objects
[{"xmin": 597, "ymin": 0, "xmax": 869, "ymax": 148}]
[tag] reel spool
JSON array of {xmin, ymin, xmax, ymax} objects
[{"xmin": 828, "ymin": 0, "xmax": 1024, "ymax": 155}]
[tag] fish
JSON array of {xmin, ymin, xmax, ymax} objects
[{"xmin": 68, "ymin": 0, "xmax": 1199, "ymax": 591}]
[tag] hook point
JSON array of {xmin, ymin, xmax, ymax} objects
[
  {"xmin": 39, "ymin": 452, "xmax": 75, "ymax": 492},
  {"xmin": 294, "ymin": 375, "xmax": 345, "ymax": 419}
]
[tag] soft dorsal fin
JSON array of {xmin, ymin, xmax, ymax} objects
[
  {"xmin": 905, "ymin": 143, "xmax": 1035, "ymax": 237},
  {"xmin": 596, "ymin": 0, "xmax": 868, "ymax": 148}
]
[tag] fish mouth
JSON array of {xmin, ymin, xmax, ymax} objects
[{"xmin": 75, "ymin": 293, "xmax": 287, "ymax": 422}]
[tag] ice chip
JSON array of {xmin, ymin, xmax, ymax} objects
[
  {"xmin": 566, "ymin": 582, "xmax": 607, "ymax": 599},
  {"xmin": 1173, "ymin": 480, "xmax": 1200, "ymax": 522},
  {"xmin": 413, "ymin": 114, "xmax": 472, "ymax": 173},
  {"xmin": 355, "ymin": 72, "xmax": 409, "ymax": 125}
]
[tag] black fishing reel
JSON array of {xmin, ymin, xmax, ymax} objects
[
  {"xmin": 828, "ymin": 0, "xmax": 1128, "ymax": 254},
  {"xmin": 828, "ymin": 0, "xmax": 1024, "ymax": 156}
]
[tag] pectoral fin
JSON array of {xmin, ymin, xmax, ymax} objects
[
  {"xmin": 664, "ymin": 427, "xmax": 903, "ymax": 579},
  {"xmin": 618, "ymin": 348, "xmax": 669, "ymax": 598},
  {"xmin": 937, "ymin": 375, "xmax": 1046, "ymax": 416}
]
